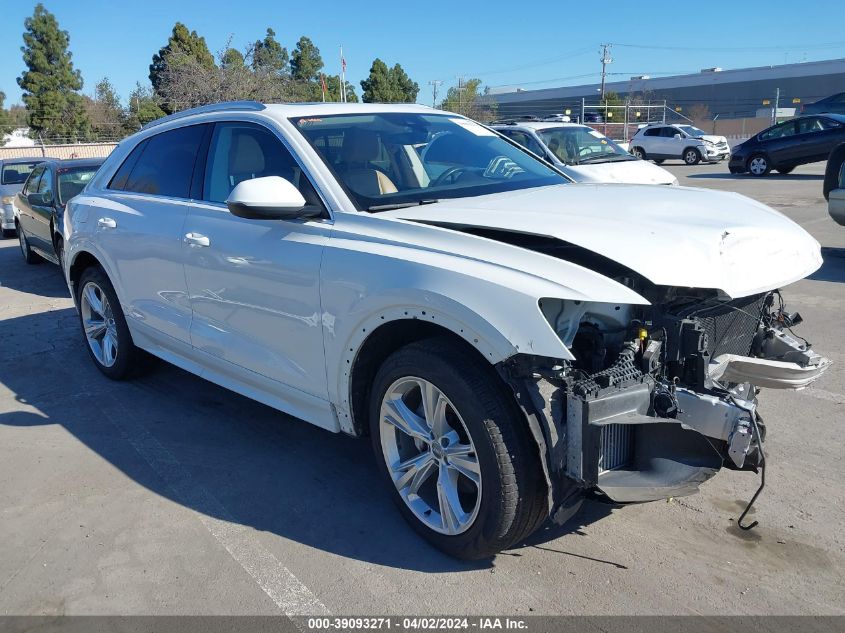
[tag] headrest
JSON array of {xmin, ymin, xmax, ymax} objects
[
  {"xmin": 339, "ymin": 128, "xmax": 381, "ymax": 165},
  {"xmin": 229, "ymin": 133, "xmax": 266, "ymax": 174}
]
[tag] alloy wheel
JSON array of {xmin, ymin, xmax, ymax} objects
[
  {"xmin": 749, "ymin": 156, "xmax": 768, "ymax": 175},
  {"xmin": 80, "ymin": 281, "xmax": 119, "ymax": 367},
  {"xmin": 379, "ymin": 377, "xmax": 482, "ymax": 535},
  {"xmin": 684, "ymin": 149, "xmax": 699, "ymax": 165}
]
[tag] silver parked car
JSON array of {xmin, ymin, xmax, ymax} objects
[{"xmin": 1, "ymin": 157, "xmax": 45, "ymax": 237}]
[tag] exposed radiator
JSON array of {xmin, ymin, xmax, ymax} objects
[{"xmin": 598, "ymin": 424, "xmax": 634, "ymax": 473}]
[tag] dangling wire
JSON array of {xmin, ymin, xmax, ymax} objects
[{"xmin": 737, "ymin": 414, "xmax": 766, "ymax": 531}]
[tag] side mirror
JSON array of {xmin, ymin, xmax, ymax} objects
[
  {"xmin": 226, "ymin": 176, "xmax": 318, "ymax": 220},
  {"xmin": 29, "ymin": 191, "xmax": 53, "ymax": 206},
  {"xmin": 673, "ymin": 133, "xmax": 682, "ymax": 140}
]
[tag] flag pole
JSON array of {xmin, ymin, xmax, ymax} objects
[{"xmin": 340, "ymin": 45, "xmax": 346, "ymax": 103}]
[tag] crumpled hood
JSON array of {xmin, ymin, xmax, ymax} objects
[
  {"xmin": 565, "ymin": 159, "xmax": 676, "ymax": 185},
  {"xmin": 700, "ymin": 134, "xmax": 728, "ymax": 144},
  {"xmin": 383, "ymin": 184, "xmax": 822, "ymax": 298}
]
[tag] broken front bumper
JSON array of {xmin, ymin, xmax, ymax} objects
[{"xmin": 500, "ymin": 313, "xmax": 830, "ymax": 520}]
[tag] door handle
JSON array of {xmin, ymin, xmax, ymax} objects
[
  {"xmin": 97, "ymin": 217, "xmax": 116, "ymax": 229},
  {"xmin": 184, "ymin": 232, "xmax": 210, "ymax": 247}
]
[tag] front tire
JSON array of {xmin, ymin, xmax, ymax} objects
[
  {"xmin": 683, "ymin": 148, "xmax": 701, "ymax": 165},
  {"xmin": 2, "ymin": 228, "xmax": 16, "ymax": 239},
  {"xmin": 747, "ymin": 153, "xmax": 771, "ymax": 176},
  {"xmin": 76, "ymin": 266, "xmax": 143, "ymax": 380},
  {"xmin": 370, "ymin": 337, "xmax": 546, "ymax": 559},
  {"xmin": 631, "ymin": 147, "xmax": 646, "ymax": 160},
  {"xmin": 18, "ymin": 224, "xmax": 42, "ymax": 264}
]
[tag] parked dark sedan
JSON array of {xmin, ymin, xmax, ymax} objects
[
  {"xmin": 801, "ymin": 92, "xmax": 845, "ymax": 116},
  {"xmin": 15, "ymin": 157, "xmax": 105, "ymax": 265},
  {"xmin": 728, "ymin": 114, "xmax": 845, "ymax": 176}
]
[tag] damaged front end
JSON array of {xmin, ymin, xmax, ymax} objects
[{"xmin": 499, "ymin": 288, "xmax": 830, "ymax": 523}]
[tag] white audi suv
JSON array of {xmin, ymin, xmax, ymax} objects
[{"xmin": 63, "ymin": 101, "xmax": 828, "ymax": 559}]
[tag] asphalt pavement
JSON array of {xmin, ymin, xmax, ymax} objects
[{"xmin": 0, "ymin": 160, "xmax": 843, "ymax": 616}]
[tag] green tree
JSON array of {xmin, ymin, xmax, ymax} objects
[
  {"xmin": 0, "ymin": 92, "xmax": 8, "ymax": 139},
  {"xmin": 324, "ymin": 75, "xmax": 358, "ymax": 103},
  {"xmin": 360, "ymin": 58, "xmax": 392, "ymax": 102},
  {"xmin": 389, "ymin": 63, "xmax": 418, "ymax": 103},
  {"xmin": 440, "ymin": 78, "xmax": 496, "ymax": 122},
  {"xmin": 252, "ymin": 28, "xmax": 288, "ymax": 74},
  {"xmin": 360, "ymin": 59, "xmax": 418, "ymax": 103},
  {"xmin": 221, "ymin": 47, "xmax": 245, "ymax": 69},
  {"xmin": 149, "ymin": 22, "xmax": 215, "ymax": 108},
  {"xmin": 85, "ymin": 77, "xmax": 125, "ymax": 139},
  {"xmin": 290, "ymin": 36, "xmax": 323, "ymax": 82},
  {"xmin": 17, "ymin": 3, "xmax": 89, "ymax": 142},
  {"xmin": 125, "ymin": 83, "xmax": 165, "ymax": 131}
]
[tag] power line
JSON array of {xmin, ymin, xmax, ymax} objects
[
  {"xmin": 613, "ymin": 40, "xmax": 845, "ymax": 53},
  {"xmin": 466, "ymin": 47, "xmax": 594, "ymax": 78}
]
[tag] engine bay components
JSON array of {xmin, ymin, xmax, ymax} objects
[{"xmin": 506, "ymin": 287, "xmax": 830, "ymax": 521}]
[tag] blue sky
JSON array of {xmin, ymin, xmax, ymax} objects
[{"xmin": 1, "ymin": 0, "xmax": 844, "ymax": 106}]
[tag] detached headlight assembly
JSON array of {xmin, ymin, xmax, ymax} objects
[{"xmin": 1, "ymin": 196, "xmax": 14, "ymax": 205}]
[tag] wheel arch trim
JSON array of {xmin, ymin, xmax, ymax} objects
[{"xmin": 334, "ymin": 294, "xmax": 571, "ymax": 436}]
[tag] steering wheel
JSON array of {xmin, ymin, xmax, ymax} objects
[{"xmin": 432, "ymin": 166, "xmax": 469, "ymax": 187}]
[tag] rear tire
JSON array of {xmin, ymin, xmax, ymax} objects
[
  {"xmin": 775, "ymin": 165, "xmax": 795, "ymax": 174},
  {"xmin": 653, "ymin": 159, "xmax": 664, "ymax": 165},
  {"xmin": 18, "ymin": 224, "xmax": 42, "ymax": 264},
  {"xmin": 683, "ymin": 148, "xmax": 701, "ymax": 165},
  {"xmin": 76, "ymin": 266, "xmax": 143, "ymax": 380},
  {"xmin": 369, "ymin": 336, "xmax": 547, "ymax": 559},
  {"xmin": 747, "ymin": 153, "xmax": 771, "ymax": 176}
]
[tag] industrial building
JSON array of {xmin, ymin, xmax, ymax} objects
[{"xmin": 490, "ymin": 57, "xmax": 845, "ymax": 120}]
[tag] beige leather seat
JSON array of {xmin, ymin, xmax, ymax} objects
[{"xmin": 338, "ymin": 128, "xmax": 398, "ymax": 196}]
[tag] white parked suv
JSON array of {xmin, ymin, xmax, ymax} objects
[
  {"xmin": 630, "ymin": 123, "xmax": 730, "ymax": 165},
  {"xmin": 493, "ymin": 121, "xmax": 677, "ymax": 185},
  {"xmin": 64, "ymin": 101, "xmax": 828, "ymax": 559}
]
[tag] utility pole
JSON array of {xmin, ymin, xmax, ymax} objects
[
  {"xmin": 599, "ymin": 43, "xmax": 612, "ymax": 100},
  {"xmin": 457, "ymin": 76, "xmax": 465, "ymax": 113},
  {"xmin": 774, "ymin": 87, "xmax": 780, "ymax": 123},
  {"xmin": 429, "ymin": 80, "xmax": 443, "ymax": 108}
]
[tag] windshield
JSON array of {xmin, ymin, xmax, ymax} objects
[
  {"xmin": 1, "ymin": 161, "xmax": 41, "ymax": 186},
  {"xmin": 536, "ymin": 126, "xmax": 633, "ymax": 165},
  {"xmin": 677, "ymin": 125, "xmax": 707, "ymax": 138},
  {"xmin": 291, "ymin": 113, "xmax": 568, "ymax": 211},
  {"xmin": 58, "ymin": 165, "xmax": 100, "ymax": 205}
]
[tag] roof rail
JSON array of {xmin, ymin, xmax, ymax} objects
[{"xmin": 141, "ymin": 101, "xmax": 266, "ymax": 131}]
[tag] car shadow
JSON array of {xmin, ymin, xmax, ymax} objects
[
  {"xmin": 809, "ymin": 248, "xmax": 845, "ymax": 283},
  {"xmin": 0, "ymin": 253, "xmax": 613, "ymax": 572},
  {"xmin": 686, "ymin": 173, "xmax": 824, "ymax": 181},
  {"xmin": 0, "ymin": 239, "xmax": 69, "ymax": 299}
]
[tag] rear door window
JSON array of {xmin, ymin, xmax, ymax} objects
[
  {"xmin": 118, "ymin": 124, "xmax": 207, "ymax": 198},
  {"xmin": 797, "ymin": 118, "xmax": 825, "ymax": 134},
  {"xmin": 643, "ymin": 128, "xmax": 662, "ymax": 137}
]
